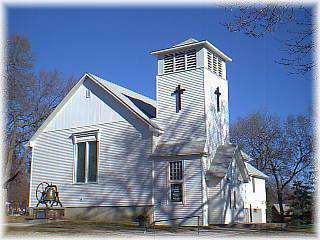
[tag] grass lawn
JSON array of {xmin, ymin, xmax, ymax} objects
[
  {"xmin": 286, "ymin": 224, "xmax": 315, "ymax": 233},
  {"xmin": 5, "ymin": 219, "xmax": 201, "ymax": 235},
  {"xmin": 4, "ymin": 219, "xmax": 316, "ymax": 236}
]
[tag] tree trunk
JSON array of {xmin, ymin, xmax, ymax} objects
[
  {"xmin": 5, "ymin": 115, "xmax": 18, "ymax": 187},
  {"xmin": 277, "ymin": 190, "xmax": 285, "ymax": 223}
]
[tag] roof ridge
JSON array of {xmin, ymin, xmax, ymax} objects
[
  {"xmin": 27, "ymin": 73, "xmax": 162, "ymax": 146},
  {"xmin": 87, "ymin": 73, "xmax": 162, "ymax": 132},
  {"xmin": 87, "ymin": 73, "xmax": 156, "ymax": 108},
  {"xmin": 174, "ymin": 38, "xmax": 199, "ymax": 47}
]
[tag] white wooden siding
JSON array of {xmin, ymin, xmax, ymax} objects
[
  {"xmin": 225, "ymin": 160, "xmax": 246, "ymax": 223},
  {"xmin": 45, "ymin": 79, "xmax": 125, "ymax": 132},
  {"xmin": 201, "ymin": 156, "xmax": 209, "ymax": 226},
  {"xmin": 204, "ymin": 69, "xmax": 229, "ymax": 167},
  {"xmin": 207, "ymin": 159, "xmax": 247, "ymax": 224},
  {"xmin": 240, "ymin": 177, "xmax": 267, "ymax": 223},
  {"xmin": 155, "ymin": 68, "xmax": 206, "ymax": 143},
  {"xmin": 30, "ymin": 120, "xmax": 153, "ymax": 207},
  {"xmin": 153, "ymin": 158, "xmax": 203, "ymax": 225},
  {"xmin": 207, "ymin": 178, "xmax": 224, "ymax": 223}
]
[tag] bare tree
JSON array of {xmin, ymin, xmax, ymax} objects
[
  {"xmin": 4, "ymin": 34, "xmax": 76, "ymax": 209},
  {"xmin": 223, "ymin": 5, "xmax": 315, "ymax": 74},
  {"xmin": 230, "ymin": 112, "xmax": 313, "ymax": 222}
]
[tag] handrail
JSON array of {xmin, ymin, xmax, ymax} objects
[{"xmin": 147, "ymin": 215, "xmax": 200, "ymax": 235}]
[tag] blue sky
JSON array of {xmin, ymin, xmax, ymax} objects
[{"xmin": 7, "ymin": 7, "xmax": 313, "ymax": 124}]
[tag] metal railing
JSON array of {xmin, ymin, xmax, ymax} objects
[{"xmin": 147, "ymin": 215, "xmax": 200, "ymax": 235}]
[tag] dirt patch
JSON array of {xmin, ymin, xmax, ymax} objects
[{"xmin": 6, "ymin": 216, "xmax": 29, "ymax": 223}]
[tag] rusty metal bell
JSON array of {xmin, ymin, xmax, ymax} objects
[{"xmin": 45, "ymin": 187, "xmax": 56, "ymax": 201}]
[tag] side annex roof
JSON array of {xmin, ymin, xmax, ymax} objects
[
  {"xmin": 205, "ymin": 143, "xmax": 250, "ymax": 182},
  {"xmin": 245, "ymin": 162, "xmax": 269, "ymax": 179},
  {"xmin": 27, "ymin": 73, "xmax": 162, "ymax": 147},
  {"xmin": 151, "ymin": 139, "xmax": 207, "ymax": 157}
]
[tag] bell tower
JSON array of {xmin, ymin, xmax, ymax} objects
[{"xmin": 151, "ymin": 38, "xmax": 232, "ymax": 153}]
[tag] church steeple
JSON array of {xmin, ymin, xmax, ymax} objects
[
  {"xmin": 151, "ymin": 38, "xmax": 232, "ymax": 78},
  {"xmin": 151, "ymin": 38, "xmax": 231, "ymax": 146}
]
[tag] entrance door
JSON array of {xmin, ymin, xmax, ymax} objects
[
  {"xmin": 252, "ymin": 209, "xmax": 262, "ymax": 223},
  {"xmin": 207, "ymin": 179, "xmax": 224, "ymax": 224}
]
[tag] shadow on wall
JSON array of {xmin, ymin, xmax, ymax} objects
[
  {"xmin": 34, "ymin": 80, "xmax": 246, "ymax": 225},
  {"xmin": 71, "ymin": 94, "xmax": 243, "ymax": 225},
  {"xmin": 147, "ymin": 99, "xmax": 243, "ymax": 225},
  {"xmin": 207, "ymin": 176, "xmax": 246, "ymax": 224}
]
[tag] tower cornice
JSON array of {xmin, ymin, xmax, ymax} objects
[{"xmin": 150, "ymin": 39, "xmax": 232, "ymax": 62}]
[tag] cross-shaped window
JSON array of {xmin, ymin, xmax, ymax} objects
[
  {"xmin": 172, "ymin": 85, "xmax": 186, "ymax": 113},
  {"xmin": 214, "ymin": 87, "xmax": 221, "ymax": 112}
]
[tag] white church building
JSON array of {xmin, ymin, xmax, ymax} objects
[{"xmin": 28, "ymin": 38, "xmax": 268, "ymax": 226}]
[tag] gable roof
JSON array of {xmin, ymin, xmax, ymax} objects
[
  {"xmin": 240, "ymin": 151, "xmax": 252, "ymax": 162},
  {"xmin": 245, "ymin": 162, "xmax": 269, "ymax": 179},
  {"xmin": 89, "ymin": 73, "xmax": 157, "ymax": 118},
  {"xmin": 90, "ymin": 73, "xmax": 156, "ymax": 110},
  {"xmin": 27, "ymin": 73, "xmax": 162, "ymax": 147},
  {"xmin": 206, "ymin": 144, "xmax": 250, "ymax": 182}
]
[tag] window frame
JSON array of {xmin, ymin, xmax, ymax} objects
[
  {"xmin": 252, "ymin": 177, "xmax": 256, "ymax": 193},
  {"xmin": 72, "ymin": 130, "xmax": 100, "ymax": 184},
  {"xmin": 168, "ymin": 160, "xmax": 185, "ymax": 204},
  {"xmin": 229, "ymin": 188, "xmax": 232, "ymax": 209}
]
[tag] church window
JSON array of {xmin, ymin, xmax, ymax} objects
[
  {"xmin": 233, "ymin": 191, "xmax": 237, "ymax": 209},
  {"xmin": 169, "ymin": 161, "xmax": 184, "ymax": 202},
  {"xmin": 76, "ymin": 141, "xmax": 98, "ymax": 183},
  {"xmin": 72, "ymin": 130, "xmax": 99, "ymax": 183},
  {"xmin": 172, "ymin": 85, "xmax": 186, "ymax": 113},
  {"xmin": 76, "ymin": 142, "xmax": 86, "ymax": 182},
  {"xmin": 214, "ymin": 87, "xmax": 221, "ymax": 112},
  {"xmin": 252, "ymin": 177, "xmax": 256, "ymax": 193}
]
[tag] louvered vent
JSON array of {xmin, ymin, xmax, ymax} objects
[
  {"xmin": 213, "ymin": 54, "xmax": 218, "ymax": 74},
  {"xmin": 164, "ymin": 54, "xmax": 174, "ymax": 73},
  {"xmin": 218, "ymin": 58, "xmax": 223, "ymax": 77},
  {"xmin": 86, "ymin": 89, "xmax": 91, "ymax": 98},
  {"xmin": 162, "ymin": 49, "xmax": 197, "ymax": 74},
  {"xmin": 207, "ymin": 51, "xmax": 225, "ymax": 78},
  {"xmin": 186, "ymin": 50, "xmax": 196, "ymax": 69},
  {"xmin": 207, "ymin": 51, "xmax": 212, "ymax": 71},
  {"xmin": 175, "ymin": 52, "xmax": 185, "ymax": 71}
]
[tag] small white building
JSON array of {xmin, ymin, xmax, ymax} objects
[{"xmin": 28, "ymin": 38, "xmax": 268, "ymax": 226}]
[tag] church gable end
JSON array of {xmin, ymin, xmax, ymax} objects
[
  {"xmin": 29, "ymin": 74, "xmax": 160, "ymax": 146},
  {"xmin": 45, "ymin": 78, "xmax": 126, "ymax": 132}
]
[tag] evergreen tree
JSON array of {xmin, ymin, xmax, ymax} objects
[{"xmin": 289, "ymin": 180, "xmax": 313, "ymax": 224}]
